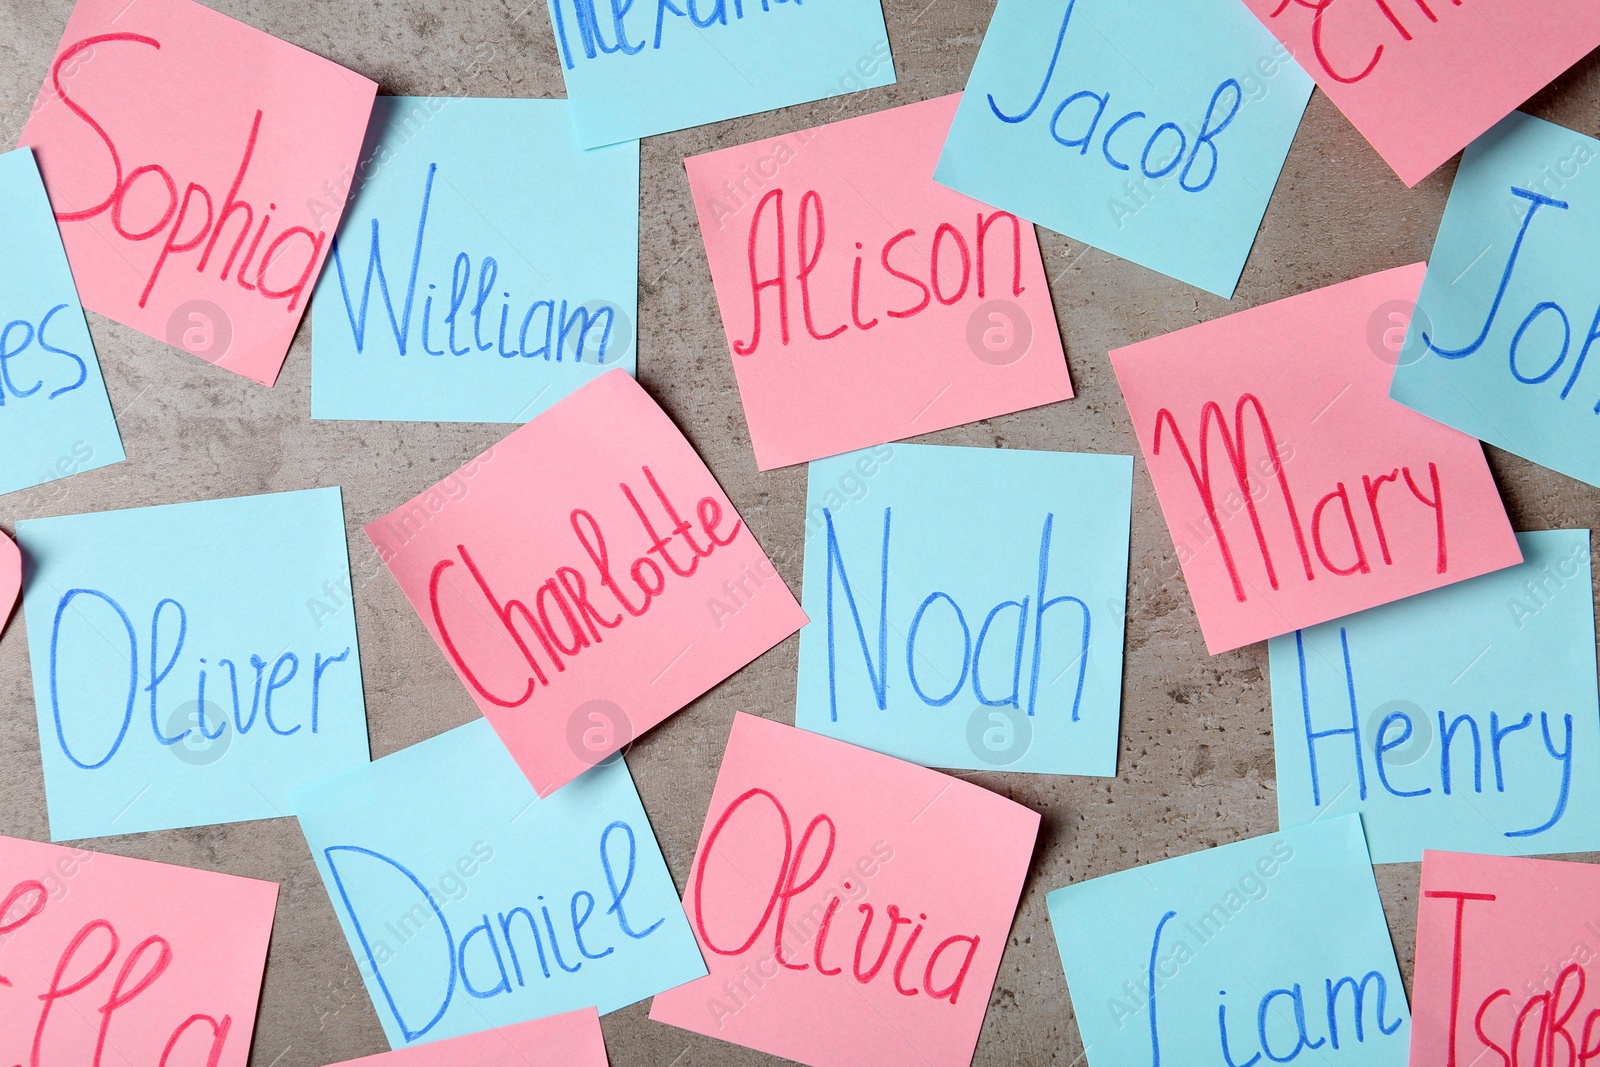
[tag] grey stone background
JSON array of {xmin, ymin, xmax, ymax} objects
[{"xmin": 1, "ymin": 0, "xmax": 1598, "ymax": 1063}]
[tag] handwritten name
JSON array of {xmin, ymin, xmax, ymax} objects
[
  {"xmin": 48, "ymin": 590, "xmax": 352, "ymax": 770},
  {"xmin": 550, "ymin": 0, "xmax": 807, "ymax": 69},
  {"xmin": 329, "ymin": 164, "xmax": 618, "ymax": 364},
  {"xmin": 0, "ymin": 305, "xmax": 88, "ymax": 404},
  {"xmin": 988, "ymin": 0, "xmax": 1241, "ymax": 194},
  {"xmin": 428, "ymin": 464, "xmax": 742, "ymax": 707},
  {"xmin": 1266, "ymin": 0, "xmax": 1464, "ymax": 84}
]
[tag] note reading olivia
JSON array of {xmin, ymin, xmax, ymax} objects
[
  {"xmin": 0, "ymin": 833, "xmax": 277, "ymax": 1067},
  {"xmin": 1411, "ymin": 850, "xmax": 1600, "ymax": 1067},
  {"xmin": 935, "ymin": 0, "xmax": 1313, "ymax": 297},
  {"xmin": 1048, "ymin": 815, "xmax": 1411, "ymax": 1067},
  {"xmin": 293, "ymin": 719, "xmax": 705, "ymax": 1049},
  {"xmin": 1390, "ymin": 112, "xmax": 1600, "ymax": 489},
  {"xmin": 650, "ymin": 712, "xmax": 1039, "ymax": 1067},
  {"xmin": 1240, "ymin": 0, "xmax": 1600, "ymax": 187},
  {"xmin": 366, "ymin": 370, "xmax": 806, "ymax": 796},
  {"xmin": 1271, "ymin": 530, "xmax": 1600, "ymax": 863},
  {"xmin": 686, "ymin": 94, "xmax": 1073, "ymax": 469},
  {"xmin": 327, "ymin": 1009, "xmax": 607, "ymax": 1066},
  {"xmin": 20, "ymin": 0, "xmax": 377, "ymax": 385},
  {"xmin": 0, "ymin": 148, "xmax": 123, "ymax": 497},
  {"xmin": 19, "ymin": 486, "xmax": 370, "ymax": 840},
  {"xmin": 794, "ymin": 443, "xmax": 1133, "ymax": 775},
  {"xmin": 312, "ymin": 98, "xmax": 639, "ymax": 423},
  {"xmin": 547, "ymin": 0, "xmax": 892, "ymax": 147},
  {"xmin": 1111, "ymin": 263, "xmax": 1522, "ymax": 653}
]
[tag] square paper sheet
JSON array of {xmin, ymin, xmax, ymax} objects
[
  {"xmin": 686, "ymin": 94, "xmax": 1073, "ymax": 469},
  {"xmin": 1411, "ymin": 850, "xmax": 1600, "ymax": 1067},
  {"xmin": 19, "ymin": 486, "xmax": 370, "ymax": 840},
  {"xmin": 293, "ymin": 719, "xmax": 705, "ymax": 1049},
  {"xmin": 0, "ymin": 833, "xmax": 277, "ymax": 1067},
  {"xmin": 1111, "ymin": 263, "xmax": 1522, "ymax": 653},
  {"xmin": 1047, "ymin": 815, "xmax": 1410, "ymax": 1067},
  {"xmin": 650, "ymin": 712, "xmax": 1040, "ymax": 1067},
  {"xmin": 20, "ymin": 0, "xmax": 376, "ymax": 385},
  {"xmin": 312, "ymin": 97, "xmax": 639, "ymax": 423},
  {"xmin": 1390, "ymin": 111, "xmax": 1600, "ymax": 488},
  {"xmin": 1270, "ymin": 530, "xmax": 1600, "ymax": 863},
  {"xmin": 0, "ymin": 147, "xmax": 123, "ymax": 497},
  {"xmin": 794, "ymin": 442, "xmax": 1133, "ymax": 776},
  {"xmin": 366, "ymin": 369, "xmax": 806, "ymax": 796},
  {"xmin": 547, "ymin": 0, "xmax": 893, "ymax": 147},
  {"xmin": 1239, "ymin": 0, "xmax": 1600, "ymax": 187},
  {"xmin": 935, "ymin": 0, "xmax": 1313, "ymax": 297}
]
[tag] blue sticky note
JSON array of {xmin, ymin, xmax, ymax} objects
[
  {"xmin": 1269, "ymin": 530, "xmax": 1600, "ymax": 864},
  {"xmin": 792, "ymin": 443, "xmax": 1132, "ymax": 775},
  {"xmin": 19, "ymin": 487, "xmax": 370, "ymax": 840},
  {"xmin": 311, "ymin": 98, "xmax": 639, "ymax": 423},
  {"xmin": 934, "ymin": 0, "xmax": 1313, "ymax": 297},
  {"xmin": 1390, "ymin": 111, "xmax": 1600, "ymax": 487},
  {"xmin": 547, "ymin": 0, "xmax": 894, "ymax": 148},
  {"xmin": 291, "ymin": 719, "xmax": 706, "ymax": 1048},
  {"xmin": 0, "ymin": 147, "xmax": 123, "ymax": 496},
  {"xmin": 1046, "ymin": 815, "xmax": 1410, "ymax": 1067}
]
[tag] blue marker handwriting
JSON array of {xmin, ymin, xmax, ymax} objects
[
  {"xmin": 329, "ymin": 165, "xmax": 619, "ymax": 365},
  {"xmin": 550, "ymin": 0, "xmax": 805, "ymax": 69},
  {"xmin": 0, "ymin": 305, "xmax": 88, "ymax": 405}
]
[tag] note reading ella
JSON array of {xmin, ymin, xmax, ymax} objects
[
  {"xmin": 794, "ymin": 442, "xmax": 1133, "ymax": 776},
  {"xmin": 366, "ymin": 370, "xmax": 806, "ymax": 796},
  {"xmin": 312, "ymin": 98, "xmax": 639, "ymax": 423},
  {"xmin": 19, "ymin": 486, "xmax": 370, "ymax": 840},
  {"xmin": 650, "ymin": 712, "xmax": 1039, "ymax": 1067},
  {"xmin": 686, "ymin": 94, "xmax": 1073, "ymax": 469},
  {"xmin": 0, "ymin": 833, "xmax": 277, "ymax": 1067},
  {"xmin": 20, "ymin": 0, "xmax": 377, "ymax": 385},
  {"xmin": 1112, "ymin": 263, "xmax": 1522, "ymax": 653},
  {"xmin": 292, "ymin": 719, "xmax": 705, "ymax": 1049}
]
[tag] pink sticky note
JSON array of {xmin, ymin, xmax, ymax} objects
[
  {"xmin": 366, "ymin": 370, "xmax": 806, "ymax": 796},
  {"xmin": 686, "ymin": 94, "xmax": 1073, "ymax": 470},
  {"xmin": 0, "ymin": 530, "xmax": 18, "ymax": 637},
  {"xmin": 1239, "ymin": 1, "xmax": 1600, "ymax": 187},
  {"xmin": 0, "ymin": 834, "xmax": 277, "ymax": 1065},
  {"xmin": 1111, "ymin": 263, "xmax": 1521, "ymax": 654},
  {"xmin": 1412, "ymin": 850, "xmax": 1600, "ymax": 1066},
  {"xmin": 328, "ymin": 1009, "xmax": 607, "ymax": 1066},
  {"xmin": 20, "ymin": 0, "xmax": 376, "ymax": 385},
  {"xmin": 650, "ymin": 713, "xmax": 1040, "ymax": 1067}
]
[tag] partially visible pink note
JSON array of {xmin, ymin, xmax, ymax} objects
[
  {"xmin": 0, "ymin": 834, "xmax": 277, "ymax": 1066},
  {"xmin": 650, "ymin": 713, "xmax": 1039, "ymax": 1067},
  {"xmin": 366, "ymin": 370, "xmax": 806, "ymax": 797},
  {"xmin": 1412, "ymin": 850, "xmax": 1600, "ymax": 1067},
  {"xmin": 1111, "ymin": 263, "xmax": 1521, "ymax": 653},
  {"xmin": 686, "ymin": 94, "xmax": 1073, "ymax": 470},
  {"xmin": 20, "ymin": 0, "xmax": 376, "ymax": 385},
  {"xmin": 1238, "ymin": 0, "xmax": 1600, "ymax": 187},
  {"xmin": 329, "ymin": 1009, "xmax": 607, "ymax": 1066},
  {"xmin": 0, "ymin": 530, "xmax": 17, "ymax": 637}
]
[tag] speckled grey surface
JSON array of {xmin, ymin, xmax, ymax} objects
[{"xmin": 1, "ymin": 0, "xmax": 1599, "ymax": 1063}]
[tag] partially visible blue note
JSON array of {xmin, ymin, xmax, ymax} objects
[
  {"xmin": 547, "ymin": 0, "xmax": 894, "ymax": 148},
  {"xmin": 292, "ymin": 719, "xmax": 706, "ymax": 1049},
  {"xmin": 793, "ymin": 443, "xmax": 1132, "ymax": 776},
  {"xmin": 934, "ymin": 0, "xmax": 1313, "ymax": 297},
  {"xmin": 1269, "ymin": 530, "xmax": 1600, "ymax": 863},
  {"xmin": 312, "ymin": 98, "xmax": 639, "ymax": 423},
  {"xmin": 1390, "ymin": 111, "xmax": 1600, "ymax": 488},
  {"xmin": 0, "ymin": 147, "xmax": 123, "ymax": 497},
  {"xmin": 19, "ymin": 486, "xmax": 369, "ymax": 840},
  {"xmin": 1047, "ymin": 815, "xmax": 1410, "ymax": 1067}
]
